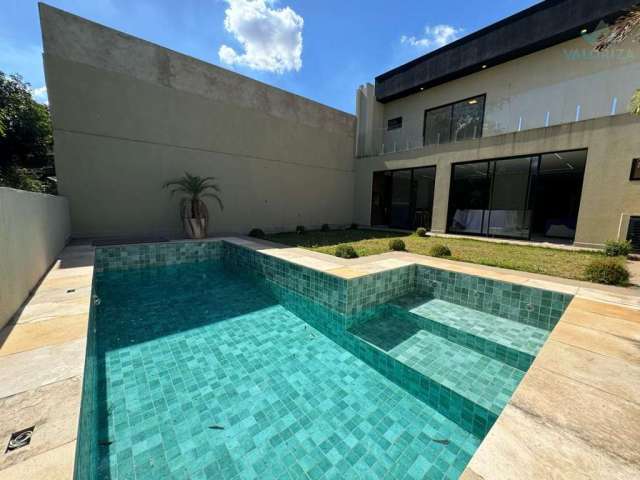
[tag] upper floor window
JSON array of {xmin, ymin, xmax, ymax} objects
[
  {"xmin": 387, "ymin": 117, "xmax": 403, "ymax": 130},
  {"xmin": 423, "ymin": 95, "xmax": 485, "ymax": 146},
  {"xmin": 631, "ymin": 158, "xmax": 640, "ymax": 180}
]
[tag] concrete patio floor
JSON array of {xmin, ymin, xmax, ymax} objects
[{"xmin": 0, "ymin": 237, "xmax": 638, "ymax": 479}]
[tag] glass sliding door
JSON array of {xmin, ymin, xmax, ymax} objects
[
  {"xmin": 447, "ymin": 150, "xmax": 587, "ymax": 241},
  {"xmin": 413, "ymin": 167, "xmax": 436, "ymax": 230},
  {"xmin": 370, "ymin": 166, "xmax": 437, "ymax": 230},
  {"xmin": 448, "ymin": 161, "xmax": 491, "ymax": 234},
  {"xmin": 487, "ymin": 156, "xmax": 534, "ymax": 239},
  {"xmin": 389, "ymin": 169, "xmax": 412, "ymax": 229}
]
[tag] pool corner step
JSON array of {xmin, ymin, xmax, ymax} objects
[{"xmin": 387, "ymin": 295, "xmax": 550, "ymax": 371}]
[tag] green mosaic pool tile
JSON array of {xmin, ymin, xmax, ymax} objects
[
  {"xmin": 415, "ymin": 265, "xmax": 572, "ymax": 330},
  {"xmin": 88, "ymin": 262, "xmax": 481, "ymax": 479},
  {"xmin": 388, "ymin": 295, "xmax": 549, "ymax": 370},
  {"xmin": 273, "ymin": 284, "xmax": 499, "ymax": 439},
  {"xmin": 95, "ymin": 241, "xmax": 224, "ymax": 272},
  {"xmin": 348, "ymin": 314, "xmax": 525, "ymax": 416}
]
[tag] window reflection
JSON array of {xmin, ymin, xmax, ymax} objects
[{"xmin": 424, "ymin": 95, "xmax": 485, "ymax": 146}]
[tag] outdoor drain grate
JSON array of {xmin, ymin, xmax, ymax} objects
[{"xmin": 5, "ymin": 426, "xmax": 34, "ymax": 453}]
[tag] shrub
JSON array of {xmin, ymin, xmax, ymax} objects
[
  {"xmin": 321, "ymin": 223, "xmax": 330, "ymax": 232},
  {"xmin": 388, "ymin": 239, "xmax": 406, "ymax": 251},
  {"xmin": 296, "ymin": 225, "xmax": 306, "ymax": 235},
  {"xmin": 335, "ymin": 244, "xmax": 358, "ymax": 259},
  {"xmin": 416, "ymin": 227, "xmax": 427, "ymax": 237},
  {"xmin": 349, "ymin": 223, "xmax": 358, "ymax": 230},
  {"xmin": 248, "ymin": 228, "xmax": 265, "ymax": 239},
  {"xmin": 429, "ymin": 244, "xmax": 452, "ymax": 258},
  {"xmin": 604, "ymin": 240, "xmax": 632, "ymax": 257},
  {"xmin": 584, "ymin": 258, "xmax": 630, "ymax": 285}
]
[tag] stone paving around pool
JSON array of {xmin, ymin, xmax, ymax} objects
[{"xmin": 0, "ymin": 236, "xmax": 638, "ymax": 479}]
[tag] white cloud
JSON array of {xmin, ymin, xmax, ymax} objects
[
  {"xmin": 401, "ymin": 24, "xmax": 463, "ymax": 51},
  {"xmin": 218, "ymin": 0, "xmax": 303, "ymax": 74},
  {"xmin": 31, "ymin": 86, "xmax": 49, "ymax": 105}
]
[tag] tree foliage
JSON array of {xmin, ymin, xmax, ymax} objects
[
  {"xmin": 0, "ymin": 72, "xmax": 52, "ymax": 168},
  {"xmin": 593, "ymin": 7, "xmax": 640, "ymax": 116},
  {"xmin": 0, "ymin": 71, "xmax": 54, "ymax": 192}
]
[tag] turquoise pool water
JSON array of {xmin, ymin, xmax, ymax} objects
[
  {"xmin": 90, "ymin": 263, "xmax": 480, "ymax": 479},
  {"xmin": 80, "ymin": 240, "xmax": 571, "ymax": 479}
]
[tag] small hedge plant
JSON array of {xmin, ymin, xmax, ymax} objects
[
  {"xmin": 416, "ymin": 227, "xmax": 427, "ymax": 237},
  {"xmin": 584, "ymin": 258, "xmax": 629, "ymax": 286},
  {"xmin": 335, "ymin": 244, "xmax": 358, "ymax": 259},
  {"xmin": 350, "ymin": 223, "xmax": 358, "ymax": 230},
  {"xmin": 429, "ymin": 244, "xmax": 451, "ymax": 258},
  {"xmin": 295, "ymin": 225, "xmax": 306, "ymax": 235},
  {"xmin": 321, "ymin": 223, "xmax": 330, "ymax": 232},
  {"xmin": 248, "ymin": 228, "xmax": 265, "ymax": 239},
  {"xmin": 389, "ymin": 239, "xmax": 406, "ymax": 251},
  {"xmin": 604, "ymin": 240, "xmax": 632, "ymax": 257}
]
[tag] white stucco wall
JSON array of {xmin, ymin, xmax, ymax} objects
[
  {"xmin": 0, "ymin": 188, "xmax": 70, "ymax": 329},
  {"xmin": 372, "ymin": 36, "xmax": 640, "ymax": 155}
]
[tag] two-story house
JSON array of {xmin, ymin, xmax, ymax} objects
[{"xmin": 354, "ymin": 0, "xmax": 640, "ymax": 249}]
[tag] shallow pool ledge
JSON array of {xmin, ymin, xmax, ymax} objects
[{"xmin": 0, "ymin": 236, "xmax": 638, "ymax": 479}]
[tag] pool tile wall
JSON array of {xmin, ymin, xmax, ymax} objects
[
  {"xmin": 222, "ymin": 242, "xmax": 416, "ymax": 317},
  {"xmin": 222, "ymin": 242, "xmax": 350, "ymax": 313},
  {"xmin": 344, "ymin": 265, "xmax": 416, "ymax": 316},
  {"xmin": 74, "ymin": 292, "xmax": 98, "ymax": 480},
  {"xmin": 95, "ymin": 241, "xmax": 571, "ymax": 332},
  {"xmin": 415, "ymin": 265, "xmax": 572, "ymax": 330},
  {"xmin": 94, "ymin": 241, "xmax": 224, "ymax": 272}
]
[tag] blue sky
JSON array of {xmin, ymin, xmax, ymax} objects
[{"xmin": 1, "ymin": 0, "xmax": 538, "ymax": 113}]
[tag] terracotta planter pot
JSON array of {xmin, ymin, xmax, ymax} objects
[{"xmin": 183, "ymin": 217, "xmax": 207, "ymax": 239}]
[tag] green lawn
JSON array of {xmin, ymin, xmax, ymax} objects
[{"xmin": 265, "ymin": 229, "xmax": 605, "ymax": 281}]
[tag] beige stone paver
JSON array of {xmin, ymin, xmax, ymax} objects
[
  {"xmin": 0, "ymin": 377, "xmax": 82, "ymax": 471},
  {"xmin": 0, "ymin": 315, "xmax": 87, "ymax": 357},
  {"xmin": 0, "ymin": 338, "xmax": 86, "ymax": 399},
  {"xmin": 0, "ymin": 244, "xmax": 92, "ymax": 480},
  {"xmin": 0, "ymin": 441, "xmax": 76, "ymax": 480},
  {"xmin": 534, "ymin": 340, "xmax": 640, "ymax": 403},
  {"xmin": 550, "ymin": 321, "xmax": 640, "ymax": 363}
]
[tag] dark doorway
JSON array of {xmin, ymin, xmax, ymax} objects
[
  {"xmin": 530, "ymin": 151, "xmax": 586, "ymax": 240},
  {"xmin": 371, "ymin": 166, "xmax": 436, "ymax": 230},
  {"xmin": 371, "ymin": 171, "xmax": 392, "ymax": 225}
]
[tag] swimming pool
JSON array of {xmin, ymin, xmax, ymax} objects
[{"xmin": 76, "ymin": 240, "xmax": 572, "ymax": 479}]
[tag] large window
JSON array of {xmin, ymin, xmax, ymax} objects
[
  {"xmin": 447, "ymin": 150, "xmax": 587, "ymax": 240},
  {"xmin": 424, "ymin": 95, "xmax": 485, "ymax": 146}
]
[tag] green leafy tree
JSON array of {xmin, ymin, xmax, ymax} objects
[
  {"xmin": 0, "ymin": 71, "xmax": 54, "ymax": 192},
  {"xmin": 594, "ymin": 7, "xmax": 640, "ymax": 115}
]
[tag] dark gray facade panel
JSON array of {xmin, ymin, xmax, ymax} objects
[{"xmin": 376, "ymin": 0, "xmax": 638, "ymax": 102}]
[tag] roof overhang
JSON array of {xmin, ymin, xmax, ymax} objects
[{"xmin": 375, "ymin": 0, "xmax": 638, "ymax": 103}]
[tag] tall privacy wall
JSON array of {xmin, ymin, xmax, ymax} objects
[
  {"xmin": 40, "ymin": 4, "xmax": 356, "ymax": 238},
  {"xmin": 0, "ymin": 188, "xmax": 70, "ymax": 329}
]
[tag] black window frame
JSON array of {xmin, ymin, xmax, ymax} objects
[
  {"xmin": 630, "ymin": 158, "xmax": 640, "ymax": 180},
  {"xmin": 423, "ymin": 94, "xmax": 486, "ymax": 146},
  {"xmin": 387, "ymin": 117, "xmax": 403, "ymax": 131}
]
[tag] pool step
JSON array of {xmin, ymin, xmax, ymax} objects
[
  {"xmin": 387, "ymin": 294, "xmax": 550, "ymax": 371},
  {"xmin": 348, "ymin": 314, "xmax": 525, "ymax": 416}
]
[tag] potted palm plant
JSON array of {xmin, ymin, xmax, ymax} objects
[{"xmin": 163, "ymin": 172, "xmax": 223, "ymax": 239}]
